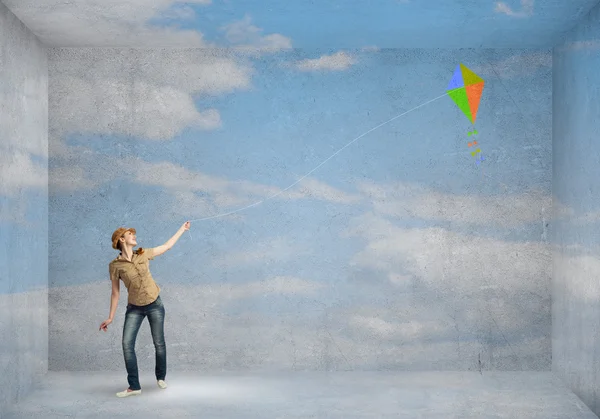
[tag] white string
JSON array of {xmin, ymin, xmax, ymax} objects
[{"xmin": 187, "ymin": 92, "xmax": 450, "ymax": 224}]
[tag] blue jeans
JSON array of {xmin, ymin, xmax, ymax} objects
[{"xmin": 122, "ymin": 295, "xmax": 166, "ymax": 390}]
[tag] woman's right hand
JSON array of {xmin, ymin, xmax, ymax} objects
[{"xmin": 99, "ymin": 318, "xmax": 113, "ymax": 332}]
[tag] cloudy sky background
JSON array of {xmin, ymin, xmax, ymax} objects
[
  {"xmin": 42, "ymin": 45, "xmax": 558, "ymax": 370},
  {"xmin": 2, "ymin": 0, "xmax": 599, "ymax": 371},
  {"xmin": 3, "ymin": 0, "xmax": 599, "ymax": 47}
]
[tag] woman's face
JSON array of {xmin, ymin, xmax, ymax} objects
[{"xmin": 121, "ymin": 230, "xmax": 137, "ymax": 248}]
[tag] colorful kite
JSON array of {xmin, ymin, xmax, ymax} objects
[{"xmin": 447, "ymin": 64, "xmax": 485, "ymax": 165}]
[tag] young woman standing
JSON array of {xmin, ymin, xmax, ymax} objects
[{"xmin": 99, "ymin": 221, "xmax": 191, "ymax": 398}]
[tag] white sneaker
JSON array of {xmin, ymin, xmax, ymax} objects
[
  {"xmin": 116, "ymin": 388, "xmax": 142, "ymax": 398},
  {"xmin": 157, "ymin": 380, "xmax": 167, "ymax": 389}
]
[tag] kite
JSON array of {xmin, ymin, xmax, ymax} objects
[{"xmin": 447, "ymin": 63, "xmax": 485, "ymax": 166}]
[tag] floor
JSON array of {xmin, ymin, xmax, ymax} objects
[{"xmin": 3, "ymin": 371, "xmax": 597, "ymax": 418}]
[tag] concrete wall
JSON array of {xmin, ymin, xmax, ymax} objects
[
  {"xmin": 47, "ymin": 48, "xmax": 552, "ymax": 373},
  {"xmin": 0, "ymin": 1, "xmax": 48, "ymax": 416},
  {"xmin": 552, "ymin": 2, "xmax": 600, "ymax": 416}
]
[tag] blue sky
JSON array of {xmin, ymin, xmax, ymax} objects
[
  {"xmin": 6, "ymin": 0, "xmax": 599, "ymax": 370},
  {"xmin": 0, "ymin": 46, "xmax": 559, "ymax": 302},
  {"xmin": 40, "ymin": 47, "xmax": 553, "ymax": 300},
  {"xmin": 551, "ymin": 5, "xmax": 600, "ymax": 255},
  {"xmin": 3, "ymin": 0, "xmax": 600, "ymax": 48},
  {"xmin": 149, "ymin": 0, "xmax": 600, "ymax": 48}
]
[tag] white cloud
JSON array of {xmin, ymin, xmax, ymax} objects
[
  {"xmin": 193, "ymin": 276, "xmax": 326, "ymax": 301},
  {"xmin": 552, "ymin": 199, "xmax": 573, "ymax": 220},
  {"xmin": 245, "ymin": 276, "xmax": 325, "ymax": 297},
  {"xmin": 343, "ymin": 212, "xmax": 551, "ymax": 297},
  {"xmin": 0, "ymin": 77, "xmax": 48, "ymax": 158},
  {"xmin": 0, "ymin": 10, "xmax": 48, "ymax": 227},
  {"xmin": 0, "ymin": 46, "xmax": 48, "ymax": 203},
  {"xmin": 220, "ymin": 15, "xmax": 292, "ymax": 54},
  {"xmin": 553, "ymin": 251, "xmax": 600, "ymax": 303},
  {"xmin": 286, "ymin": 178, "xmax": 363, "ymax": 204},
  {"xmin": 128, "ymin": 159, "xmax": 262, "ymax": 208},
  {"xmin": 2, "ymin": 0, "xmax": 213, "ymax": 47},
  {"xmin": 495, "ymin": 0, "xmax": 534, "ymax": 18},
  {"xmin": 49, "ymin": 152, "xmax": 360, "ymax": 221},
  {"xmin": 48, "ymin": 148, "xmax": 116, "ymax": 195},
  {"xmin": 548, "ymin": 195, "xmax": 600, "ymax": 226},
  {"xmin": 551, "ymin": 202, "xmax": 600, "ymax": 228},
  {"xmin": 46, "ymin": 179, "xmax": 555, "ymax": 371},
  {"xmin": 0, "ymin": 152, "xmax": 47, "ymax": 197},
  {"xmin": 48, "ymin": 166, "xmax": 96, "ymax": 192},
  {"xmin": 136, "ymin": 161, "xmax": 361, "ymax": 218},
  {"xmin": 49, "ymin": 277, "xmax": 549, "ymax": 371},
  {"xmin": 336, "ymin": 208, "xmax": 551, "ymax": 370},
  {"xmin": 52, "ymin": 79, "xmax": 221, "ymax": 140},
  {"xmin": 169, "ymin": 190, "xmax": 223, "ymax": 222},
  {"xmin": 131, "ymin": 82, "xmax": 222, "ymax": 135},
  {"xmin": 356, "ymin": 180, "xmax": 550, "ymax": 228},
  {"xmin": 3, "ymin": 1, "xmax": 293, "ymax": 50},
  {"xmin": 293, "ymin": 52, "xmax": 357, "ymax": 72},
  {"xmin": 352, "ymin": 315, "xmax": 397, "ymax": 337},
  {"xmin": 49, "ymin": 49, "xmax": 252, "ymax": 141},
  {"xmin": 161, "ymin": 4, "xmax": 198, "ymax": 21},
  {"xmin": 350, "ymin": 315, "xmax": 447, "ymax": 340},
  {"xmin": 214, "ymin": 237, "xmax": 311, "ymax": 267},
  {"xmin": 388, "ymin": 272, "xmax": 412, "ymax": 287}
]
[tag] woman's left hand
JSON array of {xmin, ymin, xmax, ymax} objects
[{"xmin": 182, "ymin": 221, "xmax": 191, "ymax": 231}]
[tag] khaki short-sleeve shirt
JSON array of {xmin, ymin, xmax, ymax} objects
[{"xmin": 109, "ymin": 248, "xmax": 160, "ymax": 306}]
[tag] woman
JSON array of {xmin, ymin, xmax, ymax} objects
[{"xmin": 99, "ymin": 221, "xmax": 191, "ymax": 398}]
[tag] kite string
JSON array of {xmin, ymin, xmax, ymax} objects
[{"xmin": 187, "ymin": 92, "xmax": 450, "ymax": 224}]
